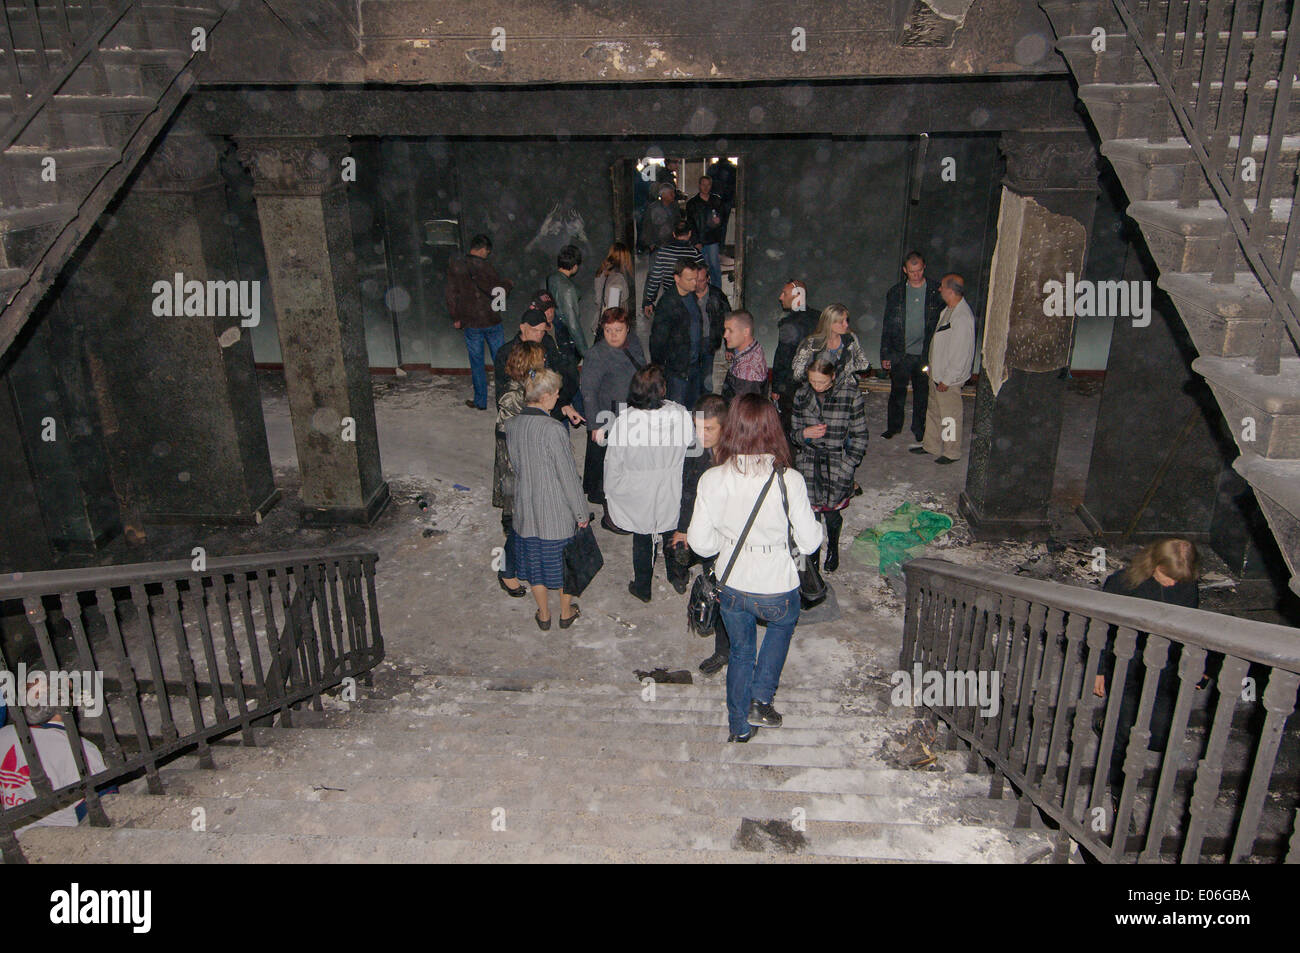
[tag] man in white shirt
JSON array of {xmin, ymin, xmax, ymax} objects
[{"xmin": 915, "ymin": 274, "xmax": 976, "ymax": 464}]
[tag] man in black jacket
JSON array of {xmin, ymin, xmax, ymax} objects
[
  {"xmin": 880, "ymin": 252, "xmax": 944, "ymax": 443},
  {"xmin": 651, "ymin": 259, "xmax": 710, "ymax": 409},
  {"xmin": 772, "ymin": 279, "xmax": 818, "ymax": 431},
  {"xmin": 494, "ymin": 295, "xmax": 583, "ymax": 426}
]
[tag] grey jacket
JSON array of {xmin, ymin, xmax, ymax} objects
[
  {"xmin": 504, "ymin": 407, "xmax": 587, "ymax": 539},
  {"xmin": 580, "ymin": 337, "xmax": 645, "ymax": 432}
]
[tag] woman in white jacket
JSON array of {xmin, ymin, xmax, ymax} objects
[
  {"xmin": 688, "ymin": 394, "xmax": 823, "ymax": 742},
  {"xmin": 604, "ymin": 365, "xmax": 696, "ymax": 601}
]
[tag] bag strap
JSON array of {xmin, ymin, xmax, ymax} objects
[
  {"xmin": 775, "ymin": 465, "xmax": 799, "ymax": 558},
  {"xmin": 716, "ymin": 470, "xmax": 777, "ymax": 588}
]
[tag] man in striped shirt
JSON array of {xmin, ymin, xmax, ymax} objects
[{"xmin": 642, "ymin": 217, "xmax": 699, "ymax": 320}]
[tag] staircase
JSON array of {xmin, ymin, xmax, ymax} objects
[
  {"xmin": 1042, "ymin": 0, "xmax": 1300, "ymax": 596},
  {"xmin": 16, "ymin": 673, "xmax": 1055, "ymax": 863},
  {"xmin": 0, "ymin": 0, "xmax": 225, "ymax": 362}
]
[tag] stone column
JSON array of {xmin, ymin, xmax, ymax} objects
[
  {"xmin": 64, "ymin": 129, "xmax": 279, "ymax": 528},
  {"xmin": 959, "ymin": 129, "xmax": 1100, "ymax": 539},
  {"xmin": 236, "ymin": 136, "xmax": 388, "ymax": 524}
]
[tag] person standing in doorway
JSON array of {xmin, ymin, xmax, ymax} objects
[
  {"xmin": 643, "ymin": 217, "xmax": 698, "ymax": 319},
  {"xmin": 913, "ymin": 274, "xmax": 975, "ymax": 464},
  {"xmin": 687, "ymin": 176, "xmax": 726, "ymax": 291},
  {"xmin": 447, "ymin": 233, "xmax": 514, "ymax": 410},
  {"xmin": 547, "ymin": 244, "xmax": 587, "ymax": 367},
  {"xmin": 651, "ymin": 259, "xmax": 711, "ymax": 410},
  {"xmin": 639, "ymin": 182, "xmax": 678, "ymax": 256},
  {"xmin": 880, "ymin": 251, "xmax": 944, "ymax": 443}
]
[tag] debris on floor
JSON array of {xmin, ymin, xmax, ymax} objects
[
  {"xmin": 633, "ymin": 667, "xmax": 693, "ymax": 684},
  {"xmin": 881, "ymin": 719, "xmax": 944, "ymax": 772}
]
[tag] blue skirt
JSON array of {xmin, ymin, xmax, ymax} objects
[{"xmin": 511, "ymin": 533, "xmax": 571, "ymax": 589}]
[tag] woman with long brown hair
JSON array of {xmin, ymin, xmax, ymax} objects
[
  {"xmin": 593, "ymin": 242, "xmax": 635, "ymax": 339},
  {"xmin": 687, "ymin": 394, "xmax": 823, "ymax": 742},
  {"xmin": 493, "ymin": 340, "xmax": 547, "ymax": 597}
]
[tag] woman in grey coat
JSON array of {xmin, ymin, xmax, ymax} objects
[
  {"xmin": 505, "ymin": 368, "xmax": 590, "ymax": 630},
  {"xmin": 580, "ymin": 307, "xmax": 645, "ymax": 524}
]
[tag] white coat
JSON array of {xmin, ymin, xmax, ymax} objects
[
  {"xmin": 603, "ymin": 401, "xmax": 695, "ymax": 535},
  {"xmin": 929, "ymin": 297, "xmax": 976, "ymax": 387}
]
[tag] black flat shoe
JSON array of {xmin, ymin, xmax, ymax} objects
[
  {"xmin": 628, "ymin": 582, "xmax": 651, "ymax": 604},
  {"xmin": 935, "ymin": 456, "xmax": 959, "ymax": 465},
  {"xmin": 498, "ymin": 574, "xmax": 527, "ymax": 598},
  {"xmin": 558, "ymin": 604, "xmax": 580, "ymax": 628},
  {"xmin": 824, "ymin": 550, "xmax": 839, "ymax": 572},
  {"xmin": 670, "ymin": 575, "xmax": 689, "ymax": 595},
  {"xmin": 601, "ymin": 514, "xmax": 630, "ymax": 535},
  {"xmin": 698, "ymin": 653, "xmax": 727, "ymax": 676},
  {"xmin": 880, "ymin": 430, "xmax": 899, "ymax": 439},
  {"xmin": 535, "ymin": 612, "xmax": 551, "ymax": 631}
]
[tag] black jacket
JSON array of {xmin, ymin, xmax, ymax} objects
[
  {"xmin": 700, "ymin": 285, "xmax": 727, "ymax": 356},
  {"xmin": 772, "ymin": 306, "xmax": 819, "ymax": 398},
  {"xmin": 678, "ymin": 447, "xmax": 714, "ymax": 534},
  {"xmin": 880, "ymin": 279, "xmax": 943, "ymax": 366},
  {"xmin": 686, "ymin": 193, "xmax": 726, "ymax": 245},
  {"xmin": 494, "ymin": 332, "xmax": 579, "ymax": 422},
  {"xmin": 651, "ymin": 291, "xmax": 707, "ymax": 379},
  {"xmin": 1098, "ymin": 570, "xmax": 1199, "ymax": 683}
]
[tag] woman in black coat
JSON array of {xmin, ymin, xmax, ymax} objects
[{"xmin": 578, "ymin": 307, "xmax": 645, "ymax": 530}]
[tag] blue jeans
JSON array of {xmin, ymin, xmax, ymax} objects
[
  {"xmin": 700, "ymin": 243, "xmax": 722, "ymax": 291},
  {"xmin": 718, "ymin": 586, "xmax": 801, "ymax": 736},
  {"xmin": 464, "ymin": 324, "xmax": 505, "ymax": 408},
  {"xmin": 667, "ymin": 360, "xmax": 710, "ymax": 411}
]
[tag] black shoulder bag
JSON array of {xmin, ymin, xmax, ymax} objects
[
  {"xmin": 776, "ymin": 466, "xmax": 828, "ymax": 609},
  {"xmin": 688, "ymin": 470, "xmax": 778, "ymax": 637}
]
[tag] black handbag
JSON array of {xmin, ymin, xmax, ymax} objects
[
  {"xmin": 776, "ymin": 466, "xmax": 828, "ymax": 609},
  {"xmin": 687, "ymin": 471, "xmax": 778, "ymax": 637},
  {"xmin": 562, "ymin": 515, "xmax": 604, "ymax": 597}
]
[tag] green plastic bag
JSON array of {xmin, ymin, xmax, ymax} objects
[{"xmin": 852, "ymin": 502, "xmax": 953, "ymax": 575}]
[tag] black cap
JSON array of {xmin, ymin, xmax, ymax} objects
[
  {"xmin": 520, "ymin": 307, "xmax": 550, "ymax": 327},
  {"xmin": 530, "ymin": 290, "xmax": 556, "ymax": 312}
]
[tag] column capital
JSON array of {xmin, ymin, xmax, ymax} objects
[
  {"xmin": 234, "ymin": 136, "xmax": 352, "ymax": 196},
  {"xmin": 999, "ymin": 129, "xmax": 1099, "ymax": 194},
  {"xmin": 134, "ymin": 131, "xmax": 222, "ymax": 193}
]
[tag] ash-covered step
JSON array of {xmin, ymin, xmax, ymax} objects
[{"xmin": 66, "ymin": 793, "xmax": 1046, "ymax": 863}]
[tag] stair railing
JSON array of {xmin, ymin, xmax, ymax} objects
[
  {"xmin": 0, "ymin": 545, "xmax": 384, "ymax": 864},
  {"xmin": 902, "ymin": 557, "xmax": 1300, "ymax": 863},
  {"xmin": 0, "ymin": 1, "xmax": 147, "ymax": 159},
  {"xmin": 1109, "ymin": 0, "xmax": 1300, "ymax": 374}
]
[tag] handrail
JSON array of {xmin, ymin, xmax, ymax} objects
[
  {"xmin": 902, "ymin": 557, "xmax": 1299, "ymax": 863},
  {"xmin": 1108, "ymin": 0, "xmax": 1300, "ymax": 373},
  {"xmin": 0, "ymin": 544, "xmax": 384, "ymax": 863}
]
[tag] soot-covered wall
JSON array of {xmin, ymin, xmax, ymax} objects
[{"xmin": 242, "ymin": 136, "xmax": 1005, "ymax": 371}]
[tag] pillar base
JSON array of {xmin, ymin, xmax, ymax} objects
[
  {"xmin": 959, "ymin": 491, "xmax": 1052, "ymax": 541},
  {"xmin": 300, "ymin": 481, "xmax": 390, "ymax": 526},
  {"xmin": 141, "ymin": 488, "xmax": 282, "ymax": 527}
]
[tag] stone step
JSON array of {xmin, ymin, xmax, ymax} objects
[
  {"xmin": 292, "ymin": 701, "xmax": 907, "ymax": 736},
  {"xmin": 1, "ymin": 94, "xmax": 158, "ymax": 150},
  {"xmin": 399, "ymin": 672, "xmax": 861, "ymax": 704},
  {"xmin": 1193, "ymin": 355, "xmax": 1300, "ymax": 458},
  {"xmin": 252, "ymin": 711, "xmax": 899, "ymax": 751},
  {"xmin": 9, "ymin": 49, "xmax": 191, "ymax": 97},
  {"xmin": 1126, "ymin": 197, "xmax": 1287, "ymax": 274},
  {"xmin": 1101, "ymin": 135, "xmax": 1300, "ymax": 205},
  {"xmin": 1078, "ymin": 82, "xmax": 1300, "ymax": 141},
  {"xmin": 131, "ymin": 770, "xmax": 1013, "ymax": 826},
  {"xmin": 0, "ymin": 4, "xmax": 222, "ymax": 53},
  {"xmin": 234, "ymin": 723, "xmax": 895, "ymax": 770},
  {"xmin": 0, "ymin": 146, "xmax": 120, "ymax": 208},
  {"xmin": 1057, "ymin": 30, "xmax": 1286, "ymax": 87},
  {"xmin": 0, "ymin": 201, "xmax": 72, "ymax": 270},
  {"xmin": 1231, "ymin": 451, "xmax": 1300, "ymax": 592},
  {"xmin": 64, "ymin": 793, "xmax": 1046, "ymax": 862},
  {"xmin": 155, "ymin": 743, "xmax": 982, "ymax": 798},
  {"xmin": 15, "ymin": 826, "xmax": 941, "ymax": 864},
  {"xmin": 1158, "ymin": 270, "xmax": 1282, "ymax": 358}
]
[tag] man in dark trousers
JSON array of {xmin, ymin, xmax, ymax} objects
[
  {"xmin": 651, "ymin": 259, "xmax": 710, "ymax": 410},
  {"xmin": 494, "ymin": 294, "xmax": 583, "ymax": 427},
  {"xmin": 447, "ymin": 233, "xmax": 514, "ymax": 410},
  {"xmin": 879, "ymin": 251, "xmax": 943, "ymax": 442},
  {"xmin": 686, "ymin": 175, "xmax": 726, "ymax": 291},
  {"xmin": 772, "ymin": 279, "xmax": 817, "ymax": 431}
]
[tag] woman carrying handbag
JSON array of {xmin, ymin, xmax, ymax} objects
[{"xmin": 687, "ymin": 394, "xmax": 823, "ymax": 742}]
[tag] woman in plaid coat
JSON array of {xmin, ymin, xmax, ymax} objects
[{"xmin": 790, "ymin": 357, "xmax": 868, "ymax": 572}]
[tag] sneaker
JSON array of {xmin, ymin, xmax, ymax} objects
[
  {"xmin": 727, "ymin": 730, "xmax": 753, "ymax": 743},
  {"xmin": 698, "ymin": 653, "xmax": 727, "ymax": 676},
  {"xmin": 748, "ymin": 699, "xmax": 783, "ymax": 728}
]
